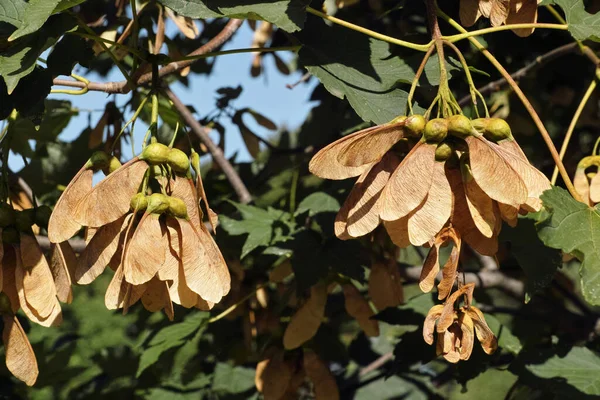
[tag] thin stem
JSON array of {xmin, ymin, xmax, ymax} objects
[
  {"xmin": 51, "ymin": 73, "xmax": 89, "ymax": 95},
  {"xmin": 551, "ymin": 76, "xmax": 597, "ymax": 184},
  {"xmin": 175, "ymin": 45, "xmax": 301, "ymax": 62},
  {"xmin": 444, "ymin": 23, "xmax": 568, "ymax": 43},
  {"xmin": 168, "ymin": 121, "xmax": 180, "ymax": 148},
  {"xmin": 406, "ymin": 45, "xmax": 435, "ymax": 115},
  {"xmin": 545, "ymin": 4, "xmax": 567, "ymax": 24},
  {"xmin": 593, "ymin": 136, "xmax": 600, "ymax": 156},
  {"xmin": 437, "ymin": 8, "xmax": 582, "ymax": 201},
  {"xmin": 442, "ymin": 40, "xmax": 481, "ymax": 116},
  {"xmin": 111, "ymin": 95, "xmax": 149, "ymax": 153},
  {"xmin": 306, "ymin": 6, "xmax": 431, "ymax": 52},
  {"xmin": 208, "ymin": 282, "xmax": 269, "ymax": 324}
]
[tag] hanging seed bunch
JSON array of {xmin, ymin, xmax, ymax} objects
[
  {"xmin": 309, "ymin": 112, "xmax": 550, "ymax": 362},
  {"xmin": 459, "ymin": 0, "xmax": 542, "ymax": 37},
  {"xmin": 573, "ymin": 155, "xmax": 600, "ymax": 207},
  {"xmin": 47, "ymin": 144, "xmax": 230, "ymax": 319},
  {"xmin": 0, "ymin": 201, "xmax": 75, "ymax": 385}
]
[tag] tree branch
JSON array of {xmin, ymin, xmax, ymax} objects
[
  {"xmin": 164, "ymin": 87, "xmax": 252, "ymax": 204},
  {"xmin": 52, "ymin": 19, "xmax": 244, "ymax": 94},
  {"xmin": 458, "ymin": 42, "xmax": 579, "ymax": 106}
]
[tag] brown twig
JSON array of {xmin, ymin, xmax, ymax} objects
[
  {"xmin": 458, "ymin": 42, "xmax": 579, "ymax": 106},
  {"xmin": 164, "ymin": 87, "xmax": 252, "ymax": 204},
  {"xmin": 52, "ymin": 19, "xmax": 244, "ymax": 94}
]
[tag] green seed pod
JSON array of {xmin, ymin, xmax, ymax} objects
[
  {"xmin": 167, "ymin": 148, "xmax": 190, "ymax": 174},
  {"xmin": 149, "ymin": 164, "xmax": 165, "ymax": 178},
  {"xmin": 34, "ymin": 205, "xmax": 52, "ymax": 228},
  {"xmin": 459, "ymin": 153, "xmax": 474, "ymax": 182},
  {"xmin": 435, "ymin": 142, "xmax": 454, "ymax": 161},
  {"xmin": 389, "ymin": 115, "xmax": 407, "ymax": 125},
  {"xmin": 484, "ymin": 118, "xmax": 512, "ymax": 142},
  {"xmin": 2, "ymin": 227, "xmax": 19, "ymax": 244},
  {"xmin": 0, "ymin": 203, "xmax": 15, "ymax": 228},
  {"xmin": 190, "ymin": 151, "xmax": 201, "ymax": 172},
  {"xmin": 15, "ymin": 209, "xmax": 35, "ymax": 232},
  {"xmin": 146, "ymin": 193, "xmax": 170, "ymax": 215},
  {"xmin": 423, "ymin": 118, "xmax": 448, "ymax": 143},
  {"xmin": 140, "ymin": 143, "xmax": 170, "ymax": 165},
  {"xmin": 447, "ymin": 115, "xmax": 473, "ymax": 138},
  {"xmin": 167, "ymin": 196, "xmax": 189, "ymax": 219},
  {"xmin": 405, "ymin": 115, "xmax": 426, "ymax": 137},
  {"xmin": 102, "ymin": 156, "xmax": 122, "ymax": 175},
  {"xmin": 471, "ymin": 118, "xmax": 488, "ymax": 133},
  {"xmin": 0, "ymin": 293, "xmax": 12, "ymax": 315},
  {"xmin": 130, "ymin": 193, "xmax": 148, "ymax": 212},
  {"xmin": 87, "ymin": 151, "xmax": 111, "ymax": 170}
]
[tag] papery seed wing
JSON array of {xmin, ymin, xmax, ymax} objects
[
  {"xmin": 479, "ymin": 0, "xmax": 492, "ymax": 17},
  {"xmin": 368, "ymin": 262, "xmax": 404, "ymax": 310},
  {"xmin": 437, "ymin": 231, "xmax": 461, "ymax": 300},
  {"xmin": 309, "ymin": 127, "xmax": 378, "ymax": 180},
  {"xmin": 437, "ymin": 283, "xmax": 474, "ymax": 333},
  {"xmin": 48, "ymin": 168, "xmax": 93, "ymax": 243},
  {"xmin": 465, "ymin": 306, "xmax": 498, "ymax": 354},
  {"xmin": 105, "ymin": 265, "xmax": 127, "ymax": 310},
  {"xmin": 449, "ymin": 168, "xmax": 499, "ymax": 256},
  {"xmin": 283, "ymin": 283, "xmax": 328, "ymax": 350},
  {"xmin": 464, "ymin": 177, "xmax": 496, "ymax": 238},
  {"xmin": 407, "ymin": 161, "xmax": 453, "ymax": 246},
  {"xmin": 506, "ymin": 0, "xmax": 538, "ymax": 36},
  {"xmin": 195, "ymin": 297, "xmax": 215, "ymax": 310},
  {"xmin": 2, "ymin": 315, "xmax": 38, "ymax": 386},
  {"xmin": 124, "ymin": 213, "xmax": 165, "ymax": 285},
  {"xmin": 19, "ymin": 235, "xmax": 58, "ymax": 318},
  {"xmin": 490, "ymin": 0, "xmax": 509, "ymax": 26},
  {"xmin": 574, "ymin": 166, "xmax": 592, "ymax": 206},
  {"xmin": 336, "ymin": 122, "xmax": 406, "ymax": 167},
  {"xmin": 49, "ymin": 242, "xmax": 76, "ymax": 303},
  {"xmin": 441, "ymin": 327, "xmax": 461, "ymax": 363},
  {"xmin": 590, "ymin": 172, "xmax": 600, "ymax": 204},
  {"xmin": 458, "ymin": 311, "xmax": 475, "ymax": 360},
  {"xmin": 493, "ymin": 142, "xmax": 550, "ymax": 212},
  {"xmin": 178, "ymin": 219, "xmax": 227, "ymax": 303},
  {"xmin": 466, "ymin": 136, "xmax": 527, "ymax": 207},
  {"xmin": 76, "ymin": 214, "xmax": 130, "ymax": 284},
  {"xmin": 303, "ymin": 351, "xmax": 340, "ymax": 400},
  {"xmin": 460, "ymin": 0, "xmax": 482, "ymax": 26},
  {"xmin": 159, "ymin": 217, "xmax": 181, "ymax": 281},
  {"xmin": 2, "ymin": 247, "xmax": 19, "ymax": 313},
  {"xmin": 343, "ymin": 153, "xmax": 400, "ymax": 238},
  {"xmin": 380, "ymin": 142, "xmax": 436, "ymax": 221},
  {"xmin": 256, "ymin": 348, "xmax": 293, "ymax": 399},
  {"xmin": 420, "ymin": 243, "xmax": 441, "ymax": 293},
  {"xmin": 74, "ymin": 158, "xmax": 148, "ymax": 227},
  {"xmin": 195, "ymin": 172, "xmax": 218, "ymax": 232},
  {"xmin": 169, "ymin": 266, "xmax": 199, "ymax": 308},
  {"xmin": 171, "ymin": 176, "xmax": 203, "ymax": 233},
  {"xmin": 141, "ymin": 277, "xmax": 171, "ymax": 313},
  {"xmin": 342, "ymin": 284, "xmax": 379, "ymax": 337},
  {"xmin": 423, "ymin": 304, "xmax": 444, "ymax": 345},
  {"xmin": 383, "ymin": 216, "xmax": 411, "ymax": 248},
  {"xmin": 165, "ymin": 8, "xmax": 199, "ymax": 39},
  {"xmin": 498, "ymin": 202, "xmax": 518, "ymax": 227}
]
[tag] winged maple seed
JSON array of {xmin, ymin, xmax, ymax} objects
[
  {"xmin": 310, "ymin": 115, "xmax": 550, "ymax": 254},
  {"xmin": 460, "ymin": 0, "xmax": 542, "ymax": 37},
  {"xmin": 423, "ymin": 284, "xmax": 498, "ymax": 363},
  {"xmin": 48, "ymin": 143, "xmax": 231, "ymax": 319},
  {"xmin": 573, "ymin": 155, "xmax": 600, "ymax": 207},
  {"xmin": 0, "ymin": 201, "xmax": 78, "ymax": 385}
]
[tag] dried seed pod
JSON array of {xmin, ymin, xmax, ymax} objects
[
  {"xmin": 2, "ymin": 314, "xmax": 38, "ymax": 386},
  {"xmin": 368, "ymin": 262, "xmax": 404, "ymax": 310},
  {"xmin": 423, "ymin": 118, "xmax": 448, "ymax": 143},
  {"xmin": 283, "ymin": 283, "xmax": 328, "ymax": 350},
  {"xmin": 303, "ymin": 351, "xmax": 340, "ymax": 400},
  {"xmin": 49, "ymin": 242, "xmax": 76, "ymax": 303},
  {"xmin": 123, "ymin": 213, "xmax": 165, "ymax": 285},
  {"xmin": 342, "ymin": 283, "xmax": 379, "ymax": 337},
  {"xmin": 255, "ymin": 347, "xmax": 293, "ymax": 400}
]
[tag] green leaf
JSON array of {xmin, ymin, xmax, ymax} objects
[
  {"xmin": 296, "ymin": 17, "xmax": 437, "ymax": 124},
  {"xmin": 537, "ymin": 187, "xmax": 600, "ymax": 305},
  {"xmin": 448, "ymin": 368, "xmax": 519, "ymax": 400},
  {"xmin": 148, "ymin": 312, "xmax": 209, "ymax": 346},
  {"xmin": 137, "ymin": 340, "xmax": 186, "ymax": 378},
  {"xmin": 295, "ymin": 192, "xmax": 340, "ymax": 217},
  {"xmin": 8, "ymin": 0, "xmax": 62, "ymax": 41},
  {"xmin": 157, "ymin": 0, "xmax": 308, "ymax": 32},
  {"xmin": 0, "ymin": 0, "xmax": 27, "ymax": 28},
  {"xmin": 552, "ymin": 0, "xmax": 600, "ymax": 42},
  {"xmin": 211, "ymin": 363, "xmax": 255, "ymax": 394},
  {"xmin": 53, "ymin": 0, "xmax": 86, "ymax": 13},
  {"xmin": 0, "ymin": 13, "xmax": 76, "ymax": 92},
  {"xmin": 47, "ymin": 35, "xmax": 93, "ymax": 76},
  {"xmin": 484, "ymin": 314, "xmax": 522, "ymax": 354},
  {"xmin": 500, "ymin": 217, "xmax": 562, "ymax": 302},
  {"xmin": 527, "ymin": 347, "xmax": 600, "ymax": 395},
  {"xmin": 220, "ymin": 203, "xmax": 291, "ymax": 258}
]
